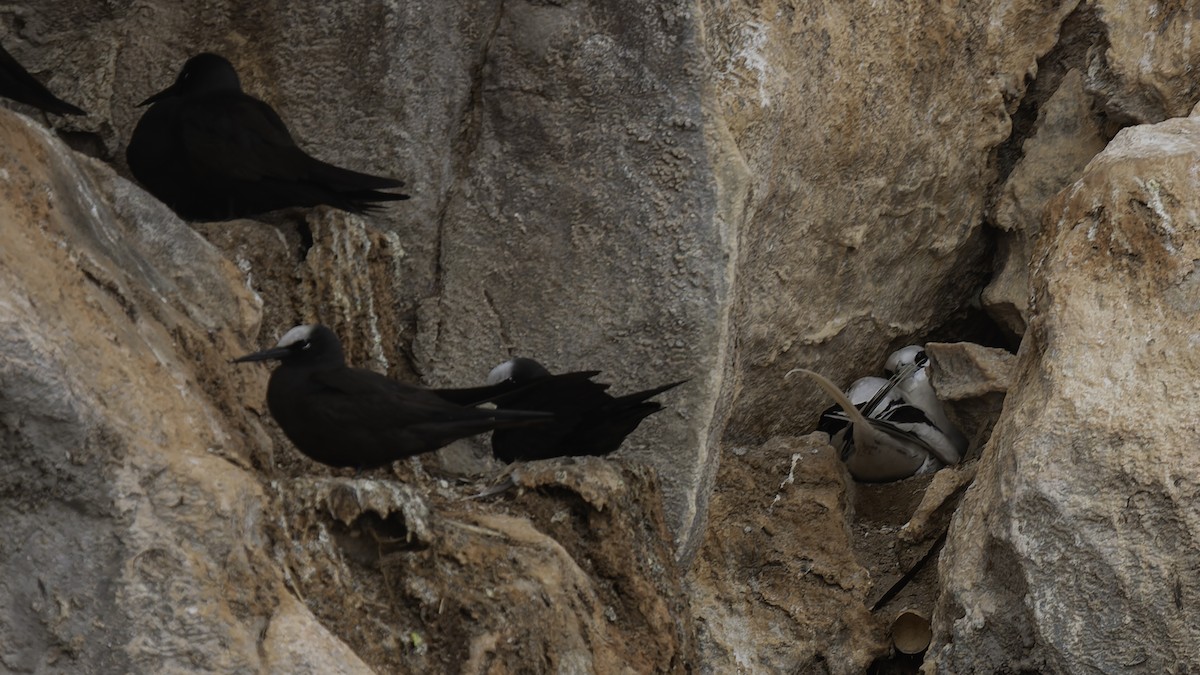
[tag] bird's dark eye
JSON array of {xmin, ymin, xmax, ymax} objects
[{"xmin": 915, "ymin": 350, "xmax": 928, "ymax": 366}]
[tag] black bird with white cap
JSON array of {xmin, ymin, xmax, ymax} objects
[
  {"xmin": 234, "ymin": 325, "xmax": 549, "ymax": 469},
  {"xmin": 437, "ymin": 357, "xmax": 685, "ymax": 463},
  {"xmin": 0, "ymin": 42, "xmax": 85, "ymax": 116},
  {"xmin": 127, "ymin": 53, "xmax": 408, "ymax": 221}
]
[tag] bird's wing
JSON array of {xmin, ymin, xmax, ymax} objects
[
  {"xmin": 487, "ymin": 371, "xmax": 614, "ymax": 412},
  {"xmin": 177, "ymin": 94, "xmax": 317, "ymax": 183},
  {"xmin": 862, "ymin": 360, "xmax": 919, "ymax": 417},
  {"xmin": 609, "ymin": 379, "xmax": 686, "ymax": 408},
  {"xmin": 179, "ymin": 93, "xmax": 403, "ymax": 192},
  {"xmin": 826, "ymin": 405, "xmax": 958, "ymax": 466},
  {"xmin": 817, "ymin": 403, "xmax": 850, "ymax": 436},
  {"xmin": 308, "ymin": 368, "xmax": 487, "ymax": 423},
  {"xmin": 877, "ymin": 406, "xmax": 961, "ymax": 465},
  {"xmin": 311, "ymin": 367, "xmax": 548, "ymax": 424}
]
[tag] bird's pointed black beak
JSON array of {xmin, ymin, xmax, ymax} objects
[
  {"xmin": 137, "ymin": 84, "xmax": 179, "ymax": 107},
  {"xmin": 233, "ymin": 346, "xmax": 292, "ymax": 364}
]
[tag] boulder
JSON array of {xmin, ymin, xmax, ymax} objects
[{"xmin": 930, "ymin": 111, "xmax": 1200, "ymax": 672}]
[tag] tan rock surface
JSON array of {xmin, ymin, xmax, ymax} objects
[
  {"xmin": 925, "ymin": 341, "xmax": 1016, "ymax": 456},
  {"xmin": 0, "ymin": 108, "xmax": 288, "ymax": 673},
  {"xmin": 703, "ymin": 0, "xmax": 1077, "ymax": 443},
  {"xmin": 277, "ymin": 461, "xmax": 696, "ymax": 674},
  {"xmin": 930, "ymin": 112, "xmax": 1200, "ymax": 672},
  {"xmin": 0, "ymin": 109, "xmax": 694, "ymax": 674},
  {"xmin": 985, "ymin": 68, "xmax": 1108, "ymax": 338},
  {"xmin": 689, "ymin": 435, "xmax": 884, "ymax": 673},
  {"xmin": 1089, "ymin": 0, "xmax": 1200, "ymax": 123}
]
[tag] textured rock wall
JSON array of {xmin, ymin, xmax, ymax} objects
[
  {"xmin": 4, "ymin": 0, "xmax": 725, "ymax": 553},
  {"xmin": 0, "ymin": 110, "xmax": 369, "ymax": 674},
  {"xmin": 688, "ymin": 435, "xmax": 883, "ymax": 674},
  {"xmin": 8, "ymin": 0, "xmax": 1200, "ymax": 672},
  {"xmin": 701, "ymin": 0, "xmax": 1078, "ymax": 441},
  {"xmin": 0, "ymin": 106, "xmax": 696, "ymax": 673},
  {"xmin": 930, "ymin": 111, "xmax": 1200, "ymax": 673}
]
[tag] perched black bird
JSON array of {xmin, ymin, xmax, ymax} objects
[
  {"xmin": 234, "ymin": 325, "xmax": 549, "ymax": 469},
  {"xmin": 452, "ymin": 357, "xmax": 685, "ymax": 463},
  {"xmin": 127, "ymin": 53, "xmax": 408, "ymax": 221},
  {"xmin": 0, "ymin": 42, "xmax": 85, "ymax": 115}
]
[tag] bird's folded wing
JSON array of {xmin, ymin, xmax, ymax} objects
[
  {"xmin": 309, "ymin": 368, "xmax": 487, "ymax": 424},
  {"xmin": 609, "ymin": 379, "xmax": 686, "ymax": 407},
  {"xmin": 827, "ymin": 408, "xmax": 959, "ymax": 466},
  {"xmin": 487, "ymin": 371, "xmax": 612, "ymax": 411},
  {"xmin": 180, "ymin": 96, "xmax": 310, "ymax": 182}
]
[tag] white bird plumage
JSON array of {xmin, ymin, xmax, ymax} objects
[
  {"xmin": 793, "ymin": 343, "xmax": 972, "ymax": 482},
  {"xmin": 791, "ymin": 368, "xmax": 955, "ymax": 482},
  {"xmin": 884, "ymin": 345, "xmax": 967, "ymax": 462}
]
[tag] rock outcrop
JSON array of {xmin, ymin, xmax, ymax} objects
[
  {"xmin": 0, "ymin": 109, "xmax": 694, "ymax": 673},
  {"xmin": 929, "ymin": 110, "xmax": 1200, "ymax": 673},
  {"xmin": 7, "ymin": 0, "xmax": 1200, "ymax": 672}
]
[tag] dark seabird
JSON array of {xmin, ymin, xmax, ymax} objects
[
  {"xmin": 0, "ymin": 42, "xmax": 85, "ymax": 115},
  {"xmin": 791, "ymin": 368, "xmax": 959, "ymax": 482},
  {"xmin": 453, "ymin": 357, "xmax": 685, "ymax": 463},
  {"xmin": 234, "ymin": 325, "xmax": 549, "ymax": 469},
  {"xmin": 127, "ymin": 53, "xmax": 408, "ymax": 221}
]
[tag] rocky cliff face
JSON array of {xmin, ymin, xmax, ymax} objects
[{"xmin": 3, "ymin": 0, "xmax": 1200, "ymax": 672}]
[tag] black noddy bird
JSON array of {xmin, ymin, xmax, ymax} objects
[
  {"xmin": 234, "ymin": 325, "xmax": 550, "ymax": 469},
  {"xmin": 0, "ymin": 42, "xmax": 86, "ymax": 115},
  {"xmin": 127, "ymin": 53, "xmax": 408, "ymax": 221},
  {"xmin": 445, "ymin": 357, "xmax": 685, "ymax": 463}
]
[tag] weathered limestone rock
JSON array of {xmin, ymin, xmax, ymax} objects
[
  {"xmin": 0, "ymin": 108, "xmax": 362, "ymax": 674},
  {"xmin": 278, "ymin": 461, "xmax": 697, "ymax": 674},
  {"xmin": 1087, "ymin": 0, "xmax": 1200, "ymax": 123},
  {"xmin": 0, "ymin": 108, "xmax": 696, "ymax": 673},
  {"xmin": 9, "ymin": 0, "xmax": 726, "ymax": 554},
  {"xmin": 925, "ymin": 342, "xmax": 1016, "ymax": 456},
  {"xmin": 929, "ymin": 112, "xmax": 1200, "ymax": 671},
  {"xmin": 411, "ymin": 0, "xmax": 724, "ymax": 552},
  {"xmin": 10, "ymin": 0, "xmax": 1200, "ymax": 672},
  {"xmin": 262, "ymin": 594, "xmax": 377, "ymax": 675},
  {"xmin": 702, "ymin": 0, "xmax": 1078, "ymax": 442},
  {"xmin": 689, "ymin": 435, "xmax": 884, "ymax": 673},
  {"xmin": 986, "ymin": 69, "xmax": 1108, "ymax": 338}
]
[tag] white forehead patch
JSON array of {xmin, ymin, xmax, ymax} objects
[
  {"xmin": 486, "ymin": 360, "xmax": 516, "ymax": 386},
  {"xmin": 275, "ymin": 324, "xmax": 316, "ymax": 348}
]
